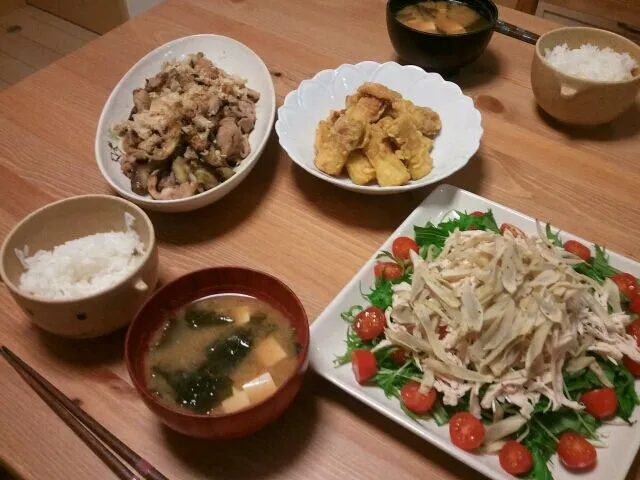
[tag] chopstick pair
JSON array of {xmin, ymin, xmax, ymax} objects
[{"xmin": 0, "ymin": 346, "xmax": 168, "ymax": 480}]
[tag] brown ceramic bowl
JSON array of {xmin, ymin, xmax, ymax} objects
[
  {"xmin": 532, "ymin": 27, "xmax": 640, "ymax": 125},
  {"xmin": 0, "ymin": 195, "xmax": 158, "ymax": 338},
  {"xmin": 125, "ymin": 267, "xmax": 310, "ymax": 439}
]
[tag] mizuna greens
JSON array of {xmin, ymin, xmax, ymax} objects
[{"xmin": 336, "ymin": 211, "xmax": 640, "ymax": 479}]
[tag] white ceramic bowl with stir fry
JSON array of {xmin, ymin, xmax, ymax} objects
[{"xmin": 96, "ymin": 35, "xmax": 276, "ymax": 213}]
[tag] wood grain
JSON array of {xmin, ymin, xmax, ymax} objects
[
  {"xmin": 27, "ymin": 0, "xmax": 129, "ymax": 34},
  {"xmin": 540, "ymin": 0, "xmax": 640, "ymax": 26},
  {"xmin": 0, "ymin": 1, "xmax": 638, "ymax": 479},
  {"xmin": 0, "ymin": 6, "xmax": 97, "ymax": 90}
]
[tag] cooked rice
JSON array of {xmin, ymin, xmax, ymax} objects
[
  {"xmin": 544, "ymin": 43, "xmax": 638, "ymax": 82},
  {"xmin": 15, "ymin": 213, "xmax": 145, "ymax": 300}
]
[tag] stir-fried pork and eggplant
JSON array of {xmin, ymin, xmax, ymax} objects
[{"xmin": 112, "ymin": 52, "xmax": 259, "ymax": 200}]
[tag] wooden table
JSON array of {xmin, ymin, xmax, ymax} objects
[{"xmin": 0, "ymin": 1, "xmax": 638, "ymax": 479}]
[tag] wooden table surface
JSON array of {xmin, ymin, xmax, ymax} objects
[{"xmin": 0, "ymin": 1, "xmax": 639, "ymax": 479}]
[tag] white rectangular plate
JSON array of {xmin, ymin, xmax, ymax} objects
[{"xmin": 310, "ymin": 184, "xmax": 640, "ymax": 480}]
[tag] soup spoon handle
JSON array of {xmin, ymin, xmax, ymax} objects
[{"xmin": 495, "ymin": 19, "xmax": 540, "ymax": 45}]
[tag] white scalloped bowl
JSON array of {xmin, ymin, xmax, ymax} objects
[
  {"xmin": 275, "ymin": 61, "xmax": 482, "ymax": 194},
  {"xmin": 96, "ymin": 35, "xmax": 276, "ymax": 213}
]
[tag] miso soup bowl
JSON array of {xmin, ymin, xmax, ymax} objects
[
  {"xmin": 125, "ymin": 266, "xmax": 310, "ymax": 439},
  {"xmin": 386, "ymin": 0, "xmax": 497, "ymax": 74}
]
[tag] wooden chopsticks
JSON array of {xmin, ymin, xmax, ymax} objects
[{"xmin": 0, "ymin": 346, "xmax": 169, "ymax": 480}]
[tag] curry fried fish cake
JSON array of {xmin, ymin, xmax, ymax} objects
[
  {"xmin": 391, "ymin": 99, "xmax": 441, "ymax": 138},
  {"xmin": 314, "ymin": 114, "xmax": 367, "ymax": 176},
  {"xmin": 363, "ymin": 123, "xmax": 410, "ymax": 187},
  {"xmin": 345, "ymin": 150, "xmax": 376, "ymax": 185},
  {"xmin": 381, "ymin": 115, "xmax": 434, "ymax": 180}
]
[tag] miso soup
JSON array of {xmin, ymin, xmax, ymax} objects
[
  {"xmin": 145, "ymin": 294, "xmax": 299, "ymax": 415},
  {"xmin": 396, "ymin": 1, "xmax": 490, "ymax": 35}
]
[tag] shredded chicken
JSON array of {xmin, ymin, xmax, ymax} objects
[
  {"xmin": 113, "ymin": 52, "xmax": 259, "ymax": 199},
  {"xmin": 387, "ymin": 225, "xmax": 639, "ymax": 448}
]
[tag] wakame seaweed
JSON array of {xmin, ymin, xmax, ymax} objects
[{"xmin": 154, "ymin": 329, "xmax": 252, "ymax": 413}]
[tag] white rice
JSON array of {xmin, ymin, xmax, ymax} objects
[
  {"xmin": 544, "ymin": 43, "xmax": 638, "ymax": 82},
  {"xmin": 15, "ymin": 213, "xmax": 145, "ymax": 300}
]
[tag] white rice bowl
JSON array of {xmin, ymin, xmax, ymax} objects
[
  {"xmin": 15, "ymin": 213, "xmax": 145, "ymax": 300},
  {"xmin": 544, "ymin": 42, "xmax": 638, "ymax": 82}
]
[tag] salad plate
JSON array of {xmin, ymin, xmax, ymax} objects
[{"xmin": 310, "ymin": 184, "xmax": 640, "ymax": 480}]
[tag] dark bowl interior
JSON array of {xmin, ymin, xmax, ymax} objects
[
  {"xmin": 387, "ymin": 0, "xmax": 498, "ymax": 74},
  {"xmin": 125, "ymin": 266, "xmax": 310, "ymax": 439}
]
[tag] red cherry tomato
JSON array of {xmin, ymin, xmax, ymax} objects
[
  {"xmin": 392, "ymin": 236, "xmax": 420, "ymax": 261},
  {"xmin": 374, "ymin": 261, "xmax": 402, "ymax": 280},
  {"xmin": 353, "ymin": 307, "xmax": 386, "ymax": 341},
  {"xmin": 351, "ymin": 350, "xmax": 377, "ymax": 384},
  {"xmin": 563, "ymin": 240, "xmax": 591, "ymax": 262},
  {"xmin": 470, "ymin": 211, "xmax": 484, "ymax": 217},
  {"xmin": 400, "ymin": 382, "xmax": 437, "ymax": 414},
  {"xmin": 557, "ymin": 431, "xmax": 597, "ymax": 471},
  {"xmin": 500, "ymin": 223, "xmax": 526, "ymax": 238},
  {"xmin": 629, "ymin": 296, "xmax": 640, "ymax": 315},
  {"xmin": 449, "ymin": 412, "xmax": 485, "ymax": 451},
  {"xmin": 627, "ymin": 319, "xmax": 640, "ymax": 346},
  {"xmin": 580, "ymin": 388, "xmax": 618, "ymax": 419},
  {"xmin": 390, "ymin": 348, "xmax": 409, "ymax": 366},
  {"xmin": 499, "ymin": 441, "xmax": 534, "ymax": 476},
  {"xmin": 623, "ymin": 355, "xmax": 640, "ymax": 376},
  {"xmin": 611, "ymin": 273, "xmax": 638, "ymax": 299}
]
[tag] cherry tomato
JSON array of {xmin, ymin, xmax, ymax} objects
[
  {"xmin": 390, "ymin": 348, "xmax": 409, "ymax": 366},
  {"xmin": 611, "ymin": 273, "xmax": 638, "ymax": 299},
  {"xmin": 374, "ymin": 261, "xmax": 402, "ymax": 280},
  {"xmin": 499, "ymin": 441, "xmax": 534, "ymax": 476},
  {"xmin": 629, "ymin": 296, "xmax": 640, "ymax": 315},
  {"xmin": 470, "ymin": 211, "xmax": 484, "ymax": 217},
  {"xmin": 351, "ymin": 350, "xmax": 377, "ymax": 384},
  {"xmin": 557, "ymin": 431, "xmax": 597, "ymax": 471},
  {"xmin": 353, "ymin": 307, "xmax": 387, "ymax": 341},
  {"xmin": 449, "ymin": 412, "xmax": 485, "ymax": 451},
  {"xmin": 392, "ymin": 236, "xmax": 419, "ymax": 261},
  {"xmin": 400, "ymin": 382, "xmax": 437, "ymax": 414},
  {"xmin": 580, "ymin": 388, "xmax": 618, "ymax": 419},
  {"xmin": 623, "ymin": 355, "xmax": 640, "ymax": 376},
  {"xmin": 627, "ymin": 319, "xmax": 640, "ymax": 346},
  {"xmin": 500, "ymin": 223, "xmax": 526, "ymax": 238},
  {"xmin": 563, "ymin": 240, "xmax": 591, "ymax": 262}
]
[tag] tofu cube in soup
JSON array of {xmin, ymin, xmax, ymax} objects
[
  {"xmin": 255, "ymin": 336, "xmax": 288, "ymax": 367},
  {"xmin": 243, "ymin": 372, "xmax": 278, "ymax": 404},
  {"xmin": 232, "ymin": 305, "xmax": 251, "ymax": 325},
  {"xmin": 221, "ymin": 388, "xmax": 251, "ymax": 414}
]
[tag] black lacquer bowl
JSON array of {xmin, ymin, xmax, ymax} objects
[{"xmin": 387, "ymin": 0, "xmax": 498, "ymax": 74}]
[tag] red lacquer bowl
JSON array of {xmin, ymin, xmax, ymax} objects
[{"xmin": 125, "ymin": 266, "xmax": 310, "ymax": 439}]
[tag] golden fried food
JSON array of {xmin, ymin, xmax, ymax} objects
[
  {"xmin": 363, "ymin": 124, "xmax": 410, "ymax": 186},
  {"xmin": 314, "ymin": 115, "xmax": 366, "ymax": 176},
  {"xmin": 390, "ymin": 99, "xmax": 441, "ymax": 137},
  {"xmin": 345, "ymin": 150, "xmax": 377, "ymax": 185},
  {"xmin": 381, "ymin": 116, "xmax": 433, "ymax": 180},
  {"xmin": 314, "ymin": 82, "xmax": 441, "ymax": 186},
  {"xmin": 345, "ymin": 95, "xmax": 387, "ymax": 123}
]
